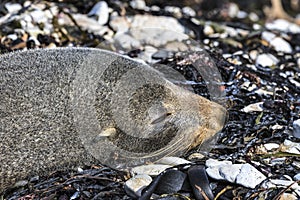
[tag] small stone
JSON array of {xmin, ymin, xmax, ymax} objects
[
  {"xmin": 270, "ymin": 37, "xmax": 292, "ymax": 53},
  {"xmin": 114, "ymin": 33, "xmax": 141, "ymax": 50},
  {"xmin": 270, "ymin": 157, "xmax": 286, "ymax": 165},
  {"xmin": 30, "ymin": 9, "xmax": 48, "ymax": 24},
  {"xmin": 204, "ymin": 25, "xmax": 214, "ymax": 36},
  {"xmin": 280, "ymin": 139, "xmax": 300, "ymax": 154},
  {"xmin": 156, "ymin": 156, "xmax": 191, "ymax": 166},
  {"xmin": 206, "ymin": 159, "xmax": 232, "ymax": 168},
  {"xmin": 206, "ymin": 159, "xmax": 266, "ymax": 189},
  {"xmin": 164, "ymin": 6, "xmax": 182, "ymax": 18},
  {"xmin": 155, "ymin": 170, "xmax": 186, "ymax": 194},
  {"xmin": 152, "ymin": 50, "xmax": 173, "ymax": 60},
  {"xmin": 249, "ymin": 50, "xmax": 258, "ymax": 61},
  {"xmin": 219, "ymin": 164, "xmax": 242, "ymax": 183},
  {"xmin": 131, "ymin": 15, "xmax": 186, "ymax": 35},
  {"xmin": 88, "ymin": 1, "xmax": 109, "ymax": 25},
  {"xmin": 228, "ymin": 3, "xmax": 239, "ymax": 18},
  {"xmin": 256, "ymin": 53, "xmax": 279, "ymax": 67},
  {"xmin": 130, "ymin": 0, "xmax": 146, "ymax": 10},
  {"xmin": 271, "ymin": 124, "xmax": 284, "ymax": 130},
  {"xmin": 261, "ymin": 31, "xmax": 276, "ymax": 43},
  {"xmin": 237, "ymin": 11, "xmax": 247, "ymax": 19},
  {"xmin": 264, "ymin": 143, "xmax": 280, "ymax": 151},
  {"xmin": 269, "ymin": 179, "xmax": 299, "ymax": 188},
  {"xmin": 125, "ymin": 174, "xmax": 152, "ymax": 197},
  {"xmin": 266, "ymin": 19, "xmax": 300, "ymax": 33},
  {"xmin": 294, "ymin": 173, "xmax": 300, "ymax": 181},
  {"xmin": 5, "ymin": 3, "xmax": 22, "ymax": 13},
  {"xmin": 241, "ymin": 102, "xmax": 264, "ymax": 113},
  {"xmin": 109, "ymin": 16, "xmax": 130, "ymax": 33},
  {"xmin": 131, "ymin": 164, "xmax": 172, "ymax": 176},
  {"xmin": 293, "ymin": 119, "xmax": 300, "ymax": 138},
  {"xmin": 236, "ymin": 163, "xmax": 266, "ymax": 189},
  {"xmin": 249, "ymin": 12, "xmax": 259, "ymax": 22},
  {"xmin": 205, "ymin": 159, "xmax": 232, "ymax": 180},
  {"xmin": 188, "ymin": 152, "xmax": 205, "ymax": 160},
  {"xmin": 182, "ymin": 6, "xmax": 196, "ymax": 17}
]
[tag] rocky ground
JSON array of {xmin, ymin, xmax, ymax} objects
[{"xmin": 0, "ymin": 0, "xmax": 300, "ymax": 199}]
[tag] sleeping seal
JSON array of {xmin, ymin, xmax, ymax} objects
[{"xmin": 0, "ymin": 47, "xmax": 226, "ymax": 192}]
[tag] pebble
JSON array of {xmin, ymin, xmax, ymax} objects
[
  {"xmin": 109, "ymin": 16, "xmax": 130, "ymax": 33},
  {"xmin": 5, "ymin": 3, "xmax": 22, "ymax": 13},
  {"xmin": 293, "ymin": 119, "xmax": 300, "ymax": 138},
  {"xmin": 206, "ymin": 159, "xmax": 266, "ymax": 189},
  {"xmin": 265, "ymin": 19, "xmax": 300, "ymax": 33},
  {"xmin": 114, "ymin": 33, "xmax": 141, "ymax": 50},
  {"xmin": 204, "ymin": 25, "xmax": 214, "ymax": 36},
  {"xmin": 130, "ymin": 28, "xmax": 188, "ymax": 47},
  {"xmin": 261, "ymin": 31, "xmax": 276, "ymax": 43},
  {"xmin": 182, "ymin": 6, "xmax": 196, "ymax": 17},
  {"xmin": 131, "ymin": 164, "xmax": 172, "ymax": 176},
  {"xmin": 256, "ymin": 53, "xmax": 279, "ymax": 67},
  {"xmin": 249, "ymin": 12, "xmax": 259, "ymax": 22},
  {"xmin": 131, "ymin": 15, "xmax": 186, "ymax": 35},
  {"xmin": 155, "ymin": 156, "xmax": 191, "ymax": 166},
  {"xmin": 125, "ymin": 174, "xmax": 152, "ymax": 197},
  {"xmin": 270, "ymin": 158, "xmax": 286, "ymax": 166},
  {"xmin": 264, "ymin": 143, "xmax": 280, "ymax": 151},
  {"xmin": 164, "ymin": 6, "xmax": 182, "ymax": 18},
  {"xmin": 270, "ymin": 37, "xmax": 292, "ymax": 53},
  {"xmin": 240, "ymin": 102, "xmax": 264, "ymax": 113},
  {"xmin": 280, "ymin": 139, "xmax": 300, "ymax": 154},
  {"xmin": 88, "ymin": 1, "xmax": 109, "ymax": 25},
  {"xmin": 294, "ymin": 173, "xmax": 300, "ymax": 181},
  {"xmin": 30, "ymin": 9, "xmax": 48, "ymax": 24},
  {"xmin": 228, "ymin": 3, "xmax": 239, "ymax": 18},
  {"xmin": 154, "ymin": 170, "xmax": 186, "ymax": 194},
  {"xmin": 235, "ymin": 163, "xmax": 266, "ymax": 189},
  {"xmin": 130, "ymin": 0, "xmax": 146, "ymax": 10}
]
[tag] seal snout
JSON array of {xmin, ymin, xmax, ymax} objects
[{"xmin": 207, "ymin": 102, "xmax": 227, "ymax": 133}]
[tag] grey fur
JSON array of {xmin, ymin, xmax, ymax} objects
[{"xmin": 0, "ymin": 47, "xmax": 226, "ymax": 192}]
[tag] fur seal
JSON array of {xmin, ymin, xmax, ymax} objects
[{"xmin": 0, "ymin": 47, "xmax": 226, "ymax": 192}]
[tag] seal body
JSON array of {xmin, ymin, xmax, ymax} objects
[{"xmin": 0, "ymin": 47, "xmax": 226, "ymax": 192}]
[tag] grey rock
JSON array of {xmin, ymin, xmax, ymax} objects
[
  {"xmin": 109, "ymin": 16, "xmax": 130, "ymax": 33},
  {"xmin": 182, "ymin": 6, "xmax": 196, "ymax": 17},
  {"xmin": 88, "ymin": 1, "xmax": 109, "ymax": 25},
  {"xmin": 281, "ymin": 140, "xmax": 300, "ymax": 154},
  {"xmin": 236, "ymin": 163, "xmax": 266, "ymax": 189},
  {"xmin": 206, "ymin": 159, "xmax": 266, "ymax": 189},
  {"xmin": 266, "ymin": 19, "xmax": 300, "ymax": 33},
  {"xmin": 125, "ymin": 174, "xmax": 152, "ymax": 197},
  {"xmin": 130, "ymin": 0, "xmax": 146, "ymax": 10},
  {"xmin": 131, "ymin": 164, "xmax": 172, "ymax": 176},
  {"xmin": 256, "ymin": 53, "xmax": 279, "ymax": 67},
  {"xmin": 241, "ymin": 102, "xmax": 264, "ymax": 113},
  {"xmin": 293, "ymin": 119, "xmax": 300, "ymax": 138},
  {"xmin": 270, "ymin": 37, "xmax": 292, "ymax": 53},
  {"xmin": 5, "ymin": 3, "xmax": 22, "ymax": 13},
  {"xmin": 261, "ymin": 31, "xmax": 276, "ymax": 43},
  {"xmin": 219, "ymin": 164, "xmax": 242, "ymax": 183},
  {"xmin": 114, "ymin": 33, "xmax": 141, "ymax": 50}
]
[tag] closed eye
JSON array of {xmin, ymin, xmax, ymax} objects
[{"xmin": 150, "ymin": 112, "xmax": 172, "ymax": 124}]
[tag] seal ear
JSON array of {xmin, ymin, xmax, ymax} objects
[{"xmin": 93, "ymin": 127, "xmax": 117, "ymax": 143}]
